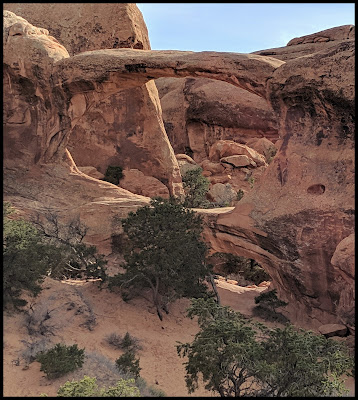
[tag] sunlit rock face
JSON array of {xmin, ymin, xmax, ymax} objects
[
  {"xmin": 202, "ymin": 30, "xmax": 355, "ymax": 330},
  {"xmin": 3, "ymin": 5, "xmax": 354, "ymax": 331},
  {"xmin": 4, "ymin": 3, "xmax": 183, "ymax": 197}
]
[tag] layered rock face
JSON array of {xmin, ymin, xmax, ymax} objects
[
  {"xmin": 253, "ymin": 24, "xmax": 355, "ymax": 61},
  {"xmin": 202, "ymin": 28, "xmax": 355, "ymax": 330},
  {"xmin": 156, "ymin": 77, "xmax": 279, "ymax": 162},
  {"xmin": 2, "ymin": 9, "xmax": 283, "ymax": 254},
  {"xmin": 3, "ymin": 6, "xmax": 354, "ymax": 331},
  {"xmin": 4, "ymin": 3, "xmax": 183, "ymax": 196}
]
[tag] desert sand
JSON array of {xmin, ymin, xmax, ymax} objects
[{"xmin": 3, "ymin": 278, "xmax": 354, "ymax": 397}]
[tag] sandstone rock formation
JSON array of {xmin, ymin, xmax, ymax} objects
[
  {"xmin": 253, "ymin": 24, "xmax": 355, "ymax": 61},
  {"xmin": 202, "ymin": 35, "xmax": 355, "ymax": 330},
  {"xmin": 155, "ymin": 77, "xmax": 279, "ymax": 162},
  {"xmin": 78, "ymin": 166, "xmax": 105, "ymax": 180},
  {"xmin": 4, "ymin": 3, "xmax": 183, "ymax": 197},
  {"xmin": 3, "ymin": 8, "xmax": 282, "ymax": 254},
  {"xmin": 3, "ymin": 7, "xmax": 354, "ymax": 332},
  {"xmin": 119, "ymin": 169, "xmax": 170, "ymax": 199},
  {"xmin": 318, "ymin": 323, "xmax": 348, "ymax": 338}
]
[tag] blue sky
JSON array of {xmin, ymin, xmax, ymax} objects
[{"xmin": 137, "ymin": 3, "xmax": 355, "ymax": 53}]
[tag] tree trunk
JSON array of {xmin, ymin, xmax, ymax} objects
[{"xmin": 208, "ymin": 273, "xmax": 221, "ymax": 305}]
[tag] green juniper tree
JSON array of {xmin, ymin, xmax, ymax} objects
[
  {"xmin": 109, "ymin": 197, "xmax": 212, "ymax": 320},
  {"xmin": 182, "ymin": 167, "xmax": 210, "ymax": 208},
  {"xmin": 177, "ymin": 298, "xmax": 354, "ymax": 397},
  {"xmin": 3, "ymin": 203, "xmax": 58, "ymax": 309}
]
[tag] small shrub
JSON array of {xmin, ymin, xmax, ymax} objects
[
  {"xmin": 21, "ymin": 338, "xmax": 52, "ymax": 364},
  {"xmin": 56, "ymin": 376, "xmax": 140, "ymax": 397},
  {"xmin": 182, "ymin": 167, "xmax": 210, "ymax": 208},
  {"xmin": 105, "ymin": 333, "xmax": 123, "ymax": 349},
  {"xmin": 36, "ymin": 343, "xmax": 85, "ymax": 379},
  {"xmin": 211, "ymin": 253, "xmax": 271, "ymax": 285},
  {"xmin": 236, "ymin": 189, "xmax": 244, "ymax": 201},
  {"xmin": 115, "ymin": 351, "xmax": 141, "ymax": 378},
  {"xmin": 254, "ymin": 289, "xmax": 288, "ymax": 311},
  {"xmin": 133, "ymin": 376, "xmax": 167, "ymax": 397},
  {"xmin": 103, "ymin": 165, "xmax": 123, "ymax": 185},
  {"xmin": 247, "ymin": 176, "xmax": 255, "ymax": 188},
  {"xmin": 105, "ymin": 332, "xmax": 142, "ymax": 352}
]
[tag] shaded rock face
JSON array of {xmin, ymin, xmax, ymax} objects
[
  {"xmin": 203, "ymin": 36, "xmax": 355, "ymax": 329},
  {"xmin": 3, "ymin": 9, "xmax": 282, "ymax": 254},
  {"xmin": 3, "ymin": 7, "xmax": 354, "ymax": 331},
  {"xmin": 119, "ymin": 169, "xmax": 170, "ymax": 199},
  {"xmin": 4, "ymin": 3, "xmax": 183, "ymax": 196},
  {"xmin": 156, "ymin": 77, "xmax": 279, "ymax": 162}
]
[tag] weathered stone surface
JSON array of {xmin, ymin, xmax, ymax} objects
[
  {"xmin": 209, "ymin": 175, "xmax": 232, "ymax": 185},
  {"xmin": 4, "ymin": 3, "xmax": 183, "ymax": 197},
  {"xmin": 245, "ymin": 137, "xmax": 277, "ymax": 163},
  {"xmin": 318, "ymin": 324, "xmax": 348, "ymax": 338},
  {"xmin": 201, "ymin": 37, "xmax": 355, "ymax": 330},
  {"xmin": 209, "ymin": 140, "xmax": 267, "ymax": 167},
  {"xmin": 4, "ymin": 3, "xmax": 150, "ymax": 54},
  {"xmin": 201, "ymin": 160, "xmax": 225, "ymax": 175},
  {"xmin": 221, "ymin": 155, "xmax": 252, "ymax": 168},
  {"xmin": 119, "ymin": 169, "xmax": 170, "ymax": 199},
  {"xmin": 331, "ymin": 234, "xmax": 354, "ymax": 280},
  {"xmin": 253, "ymin": 25, "xmax": 355, "ymax": 61},
  {"xmin": 156, "ymin": 77, "xmax": 279, "ymax": 161},
  {"xmin": 78, "ymin": 166, "xmax": 105, "ymax": 180},
  {"xmin": 287, "ymin": 25, "xmax": 354, "ymax": 46},
  {"xmin": 330, "ymin": 234, "xmax": 355, "ymax": 331}
]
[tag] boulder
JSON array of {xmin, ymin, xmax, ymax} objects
[
  {"xmin": 201, "ymin": 160, "xmax": 225, "ymax": 175},
  {"xmin": 120, "ymin": 169, "xmax": 170, "ymax": 199},
  {"xmin": 245, "ymin": 137, "xmax": 277, "ymax": 163},
  {"xmin": 209, "ymin": 175, "xmax": 232, "ymax": 185},
  {"xmin": 221, "ymin": 155, "xmax": 252, "ymax": 168},
  {"xmin": 209, "ymin": 140, "xmax": 267, "ymax": 167},
  {"xmin": 78, "ymin": 166, "xmax": 105, "ymax": 180},
  {"xmin": 318, "ymin": 324, "xmax": 348, "ymax": 338}
]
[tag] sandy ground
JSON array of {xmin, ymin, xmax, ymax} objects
[{"xmin": 3, "ymin": 278, "xmax": 355, "ymax": 397}]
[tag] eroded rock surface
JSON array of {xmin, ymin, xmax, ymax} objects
[
  {"xmin": 156, "ymin": 77, "xmax": 279, "ymax": 162},
  {"xmin": 4, "ymin": 3, "xmax": 183, "ymax": 197},
  {"xmin": 202, "ymin": 36, "xmax": 355, "ymax": 330},
  {"xmin": 3, "ymin": 7, "xmax": 354, "ymax": 331}
]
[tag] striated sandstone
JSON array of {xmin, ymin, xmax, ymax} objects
[
  {"xmin": 4, "ymin": 3, "xmax": 183, "ymax": 197},
  {"xmin": 78, "ymin": 166, "xmax": 105, "ymax": 180},
  {"xmin": 202, "ymin": 36, "xmax": 355, "ymax": 330},
  {"xmin": 3, "ymin": 7, "xmax": 355, "ymax": 332}
]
